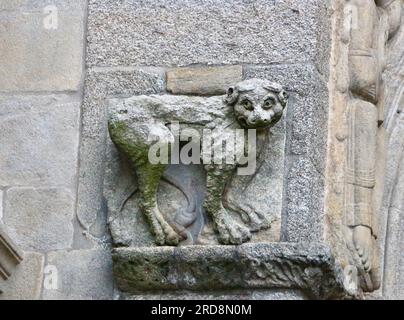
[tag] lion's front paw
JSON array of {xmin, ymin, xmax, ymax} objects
[
  {"xmin": 227, "ymin": 202, "xmax": 273, "ymax": 232},
  {"xmin": 214, "ymin": 212, "xmax": 251, "ymax": 245},
  {"xmin": 240, "ymin": 205, "xmax": 272, "ymax": 232}
]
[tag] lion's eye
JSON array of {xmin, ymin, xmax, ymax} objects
[
  {"xmin": 242, "ymin": 100, "xmax": 254, "ymax": 111},
  {"xmin": 262, "ymin": 99, "xmax": 275, "ymax": 110}
]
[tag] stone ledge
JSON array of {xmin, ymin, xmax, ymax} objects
[{"xmin": 113, "ymin": 243, "xmax": 346, "ymax": 299}]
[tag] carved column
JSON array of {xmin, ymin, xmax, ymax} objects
[{"xmin": 344, "ymin": 0, "xmax": 402, "ymax": 292}]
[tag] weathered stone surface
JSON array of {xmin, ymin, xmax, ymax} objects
[
  {"xmin": 374, "ymin": 17, "xmax": 404, "ymax": 300},
  {"xmin": 0, "ymin": 190, "xmax": 3, "ymax": 221},
  {"xmin": 245, "ymin": 64, "xmax": 329, "ymax": 242},
  {"xmin": 379, "ymin": 116, "xmax": 404, "ymax": 299},
  {"xmin": 87, "ymin": 0, "xmax": 330, "ymax": 67},
  {"xmin": 0, "ymin": 226, "xmax": 23, "ymax": 282},
  {"xmin": 0, "ymin": 0, "xmax": 86, "ymax": 91},
  {"xmin": 245, "ymin": 63, "xmax": 326, "ymax": 96},
  {"xmin": 124, "ymin": 289, "xmax": 307, "ymax": 300},
  {"xmin": 86, "ymin": 67, "xmax": 166, "ymax": 98},
  {"xmin": 4, "ymin": 188, "xmax": 75, "ymax": 252},
  {"xmin": 0, "ymin": 95, "xmax": 80, "ymax": 188},
  {"xmin": 0, "ymin": 252, "xmax": 44, "ymax": 300},
  {"xmin": 77, "ymin": 67, "xmax": 166, "ymax": 231},
  {"xmin": 107, "ymin": 79, "xmax": 287, "ymax": 246},
  {"xmin": 246, "ymin": 65, "xmax": 329, "ymax": 168},
  {"xmin": 43, "ymin": 249, "xmax": 113, "ymax": 300},
  {"xmin": 113, "ymin": 243, "xmax": 346, "ymax": 299},
  {"xmin": 167, "ymin": 65, "xmax": 243, "ymax": 95},
  {"xmin": 282, "ymin": 157, "xmax": 325, "ymax": 242},
  {"xmin": 325, "ymin": 0, "xmax": 404, "ymax": 297}
]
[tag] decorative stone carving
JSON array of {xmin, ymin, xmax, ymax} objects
[
  {"xmin": 0, "ymin": 226, "xmax": 23, "ymax": 294},
  {"xmin": 336, "ymin": 0, "xmax": 402, "ymax": 291},
  {"xmin": 108, "ymin": 79, "xmax": 288, "ymax": 246},
  {"xmin": 113, "ymin": 243, "xmax": 346, "ymax": 299},
  {"xmin": 166, "ymin": 65, "xmax": 243, "ymax": 96}
]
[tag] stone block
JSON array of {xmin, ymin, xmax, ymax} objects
[
  {"xmin": 4, "ymin": 188, "xmax": 75, "ymax": 252},
  {"xmin": 245, "ymin": 63, "xmax": 327, "ymax": 96},
  {"xmin": 0, "ymin": 95, "xmax": 80, "ymax": 188},
  {"xmin": 167, "ymin": 65, "xmax": 242, "ymax": 95},
  {"xmin": 86, "ymin": 67, "xmax": 166, "ymax": 98},
  {"xmin": 0, "ymin": 190, "xmax": 2, "ymax": 221},
  {"xmin": 125, "ymin": 289, "xmax": 307, "ymax": 300},
  {"xmin": 0, "ymin": 0, "xmax": 86, "ymax": 91},
  {"xmin": 87, "ymin": 0, "xmax": 330, "ymax": 67},
  {"xmin": 0, "ymin": 252, "xmax": 44, "ymax": 300},
  {"xmin": 43, "ymin": 249, "xmax": 113, "ymax": 300},
  {"xmin": 281, "ymin": 156, "xmax": 325, "ymax": 242},
  {"xmin": 113, "ymin": 243, "xmax": 346, "ymax": 299}
]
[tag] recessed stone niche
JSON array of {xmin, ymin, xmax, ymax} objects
[
  {"xmin": 78, "ymin": 0, "xmax": 386, "ymax": 300},
  {"xmin": 103, "ymin": 78, "xmax": 346, "ymax": 299}
]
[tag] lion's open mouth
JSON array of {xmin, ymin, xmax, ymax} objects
[{"xmin": 237, "ymin": 117, "xmax": 248, "ymax": 128}]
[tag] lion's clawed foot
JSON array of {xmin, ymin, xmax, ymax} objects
[
  {"xmin": 214, "ymin": 210, "xmax": 251, "ymax": 245},
  {"xmin": 148, "ymin": 206, "xmax": 184, "ymax": 246},
  {"xmin": 226, "ymin": 202, "xmax": 272, "ymax": 232}
]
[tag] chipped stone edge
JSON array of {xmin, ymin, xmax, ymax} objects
[
  {"xmin": 0, "ymin": 226, "xmax": 23, "ymax": 293},
  {"xmin": 113, "ymin": 242, "xmax": 347, "ymax": 299}
]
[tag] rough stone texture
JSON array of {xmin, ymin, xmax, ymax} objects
[
  {"xmin": 77, "ymin": 67, "xmax": 166, "ymax": 231},
  {"xmin": 282, "ymin": 157, "xmax": 325, "ymax": 242},
  {"xmin": 113, "ymin": 243, "xmax": 346, "ymax": 299},
  {"xmin": 0, "ymin": 252, "xmax": 44, "ymax": 300},
  {"xmin": 3, "ymin": 188, "xmax": 75, "ymax": 252},
  {"xmin": 246, "ymin": 64, "xmax": 329, "ymax": 242},
  {"xmin": 87, "ymin": 0, "xmax": 330, "ymax": 67},
  {"xmin": 43, "ymin": 249, "xmax": 113, "ymax": 300},
  {"xmin": 125, "ymin": 289, "xmax": 307, "ymax": 300},
  {"xmin": 0, "ymin": 190, "xmax": 3, "ymax": 221},
  {"xmin": 86, "ymin": 67, "xmax": 166, "ymax": 97},
  {"xmin": 377, "ymin": 20, "xmax": 404, "ymax": 299},
  {"xmin": 0, "ymin": 95, "xmax": 80, "ymax": 188},
  {"xmin": 106, "ymin": 80, "xmax": 287, "ymax": 246},
  {"xmin": 325, "ymin": 0, "xmax": 404, "ymax": 298},
  {"xmin": 245, "ymin": 63, "xmax": 327, "ymax": 97},
  {"xmin": 167, "ymin": 65, "xmax": 243, "ymax": 95},
  {"xmin": 0, "ymin": 0, "xmax": 86, "ymax": 92},
  {"xmin": 0, "ymin": 225, "xmax": 23, "ymax": 282}
]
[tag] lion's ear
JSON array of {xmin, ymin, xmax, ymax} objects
[
  {"xmin": 278, "ymin": 89, "xmax": 289, "ymax": 108},
  {"xmin": 223, "ymin": 86, "xmax": 239, "ymax": 105}
]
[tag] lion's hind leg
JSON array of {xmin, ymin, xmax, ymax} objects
[
  {"xmin": 135, "ymin": 162, "xmax": 183, "ymax": 246},
  {"xmin": 109, "ymin": 120, "xmax": 183, "ymax": 246}
]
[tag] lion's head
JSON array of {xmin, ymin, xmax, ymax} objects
[{"xmin": 224, "ymin": 79, "xmax": 288, "ymax": 129}]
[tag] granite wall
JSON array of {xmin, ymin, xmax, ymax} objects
[{"xmin": 0, "ymin": 0, "xmax": 402, "ymax": 300}]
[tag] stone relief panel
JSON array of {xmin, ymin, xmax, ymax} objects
[
  {"xmin": 326, "ymin": 0, "xmax": 403, "ymax": 297},
  {"xmin": 105, "ymin": 79, "xmax": 288, "ymax": 247},
  {"xmin": 377, "ymin": 1, "xmax": 404, "ymax": 299},
  {"xmin": 82, "ymin": 0, "xmax": 346, "ymax": 299}
]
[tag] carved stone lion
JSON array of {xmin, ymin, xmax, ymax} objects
[{"xmin": 108, "ymin": 79, "xmax": 288, "ymax": 246}]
